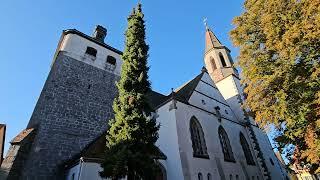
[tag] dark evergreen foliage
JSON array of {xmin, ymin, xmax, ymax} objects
[{"xmin": 100, "ymin": 4, "xmax": 161, "ymax": 179}]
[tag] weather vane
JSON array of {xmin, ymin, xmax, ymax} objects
[{"xmin": 203, "ymin": 17, "xmax": 209, "ymax": 30}]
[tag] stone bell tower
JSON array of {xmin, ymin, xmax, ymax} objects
[{"xmin": 1, "ymin": 25, "xmax": 122, "ymax": 179}]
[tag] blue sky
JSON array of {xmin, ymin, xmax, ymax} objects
[{"xmin": 0, "ymin": 0, "xmax": 244, "ymax": 153}]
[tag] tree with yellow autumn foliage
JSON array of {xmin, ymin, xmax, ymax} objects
[{"xmin": 230, "ymin": 0, "xmax": 320, "ymax": 173}]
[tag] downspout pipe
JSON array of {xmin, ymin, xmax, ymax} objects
[{"xmin": 78, "ymin": 157, "xmax": 84, "ymax": 180}]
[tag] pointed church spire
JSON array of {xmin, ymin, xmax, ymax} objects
[
  {"xmin": 205, "ymin": 26, "xmax": 223, "ymax": 53},
  {"xmin": 203, "ymin": 22, "xmax": 238, "ymax": 83}
]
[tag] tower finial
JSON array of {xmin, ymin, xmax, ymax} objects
[{"xmin": 203, "ymin": 18, "xmax": 209, "ymax": 30}]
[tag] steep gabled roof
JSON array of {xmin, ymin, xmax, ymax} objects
[
  {"xmin": 205, "ymin": 27, "xmax": 223, "ymax": 53},
  {"xmin": 63, "ymin": 132, "xmax": 107, "ymax": 168},
  {"xmin": 10, "ymin": 128, "xmax": 35, "ymax": 145},
  {"xmin": 146, "ymin": 90, "xmax": 169, "ymax": 110},
  {"xmin": 173, "ymin": 70, "xmax": 205, "ymax": 103},
  {"xmin": 63, "ymin": 29, "xmax": 123, "ymax": 55},
  {"xmin": 1, "ymin": 128, "xmax": 37, "ymax": 179}
]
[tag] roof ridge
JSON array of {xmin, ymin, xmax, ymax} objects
[
  {"xmin": 173, "ymin": 71, "xmax": 205, "ymax": 103},
  {"xmin": 63, "ymin": 29, "xmax": 123, "ymax": 55}
]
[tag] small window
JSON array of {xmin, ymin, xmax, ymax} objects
[
  {"xmin": 236, "ymin": 175, "xmax": 239, "ymax": 180},
  {"xmin": 215, "ymin": 106, "xmax": 222, "ymax": 122},
  {"xmin": 71, "ymin": 173, "xmax": 75, "ymax": 180},
  {"xmin": 207, "ymin": 173, "xmax": 211, "ymax": 180},
  {"xmin": 106, "ymin": 56, "xmax": 116, "ymax": 65},
  {"xmin": 225, "ymin": 109, "xmax": 228, "ymax": 114},
  {"xmin": 252, "ymin": 176, "xmax": 255, "ymax": 180},
  {"xmin": 269, "ymin": 158, "xmax": 274, "ymax": 166},
  {"xmin": 201, "ymin": 100, "xmax": 206, "ymax": 105},
  {"xmin": 198, "ymin": 173, "xmax": 203, "ymax": 180},
  {"xmin": 85, "ymin": 47, "xmax": 97, "ymax": 57},
  {"xmin": 229, "ymin": 174, "xmax": 233, "ymax": 180},
  {"xmin": 219, "ymin": 52, "xmax": 227, "ymax": 67},
  {"xmin": 105, "ymin": 56, "xmax": 117, "ymax": 71}
]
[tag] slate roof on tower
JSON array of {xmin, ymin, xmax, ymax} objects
[{"xmin": 205, "ymin": 27, "xmax": 223, "ymax": 53}]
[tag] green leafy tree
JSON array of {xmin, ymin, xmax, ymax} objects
[
  {"xmin": 230, "ymin": 0, "xmax": 320, "ymax": 172},
  {"xmin": 100, "ymin": 4, "xmax": 160, "ymax": 179}
]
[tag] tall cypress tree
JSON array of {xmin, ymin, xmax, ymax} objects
[{"xmin": 101, "ymin": 4, "xmax": 160, "ymax": 179}]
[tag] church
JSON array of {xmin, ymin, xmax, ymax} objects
[{"xmin": 1, "ymin": 24, "xmax": 288, "ymax": 180}]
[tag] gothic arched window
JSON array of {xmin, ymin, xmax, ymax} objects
[
  {"xmin": 218, "ymin": 126, "xmax": 235, "ymax": 162},
  {"xmin": 190, "ymin": 117, "xmax": 208, "ymax": 158},
  {"xmin": 207, "ymin": 173, "xmax": 212, "ymax": 180},
  {"xmin": 240, "ymin": 133, "xmax": 255, "ymax": 165},
  {"xmin": 198, "ymin": 173, "xmax": 203, "ymax": 180},
  {"xmin": 229, "ymin": 174, "xmax": 233, "ymax": 180},
  {"xmin": 219, "ymin": 52, "xmax": 227, "ymax": 67},
  {"xmin": 210, "ymin": 57, "xmax": 217, "ymax": 70}
]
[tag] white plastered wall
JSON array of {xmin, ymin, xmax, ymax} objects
[
  {"xmin": 171, "ymin": 73, "xmax": 262, "ymax": 180},
  {"xmin": 66, "ymin": 164, "xmax": 80, "ymax": 180},
  {"xmin": 190, "ymin": 73, "xmax": 236, "ymax": 121},
  {"xmin": 252, "ymin": 127, "xmax": 289, "ymax": 179},
  {"xmin": 215, "ymin": 75, "xmax": 248, "ymax": 123},
  {"xmin": 174, "ymin": 101, "xmax": 262, "ymax": 180},
  {"xmin": 79, "ymin": 162, "xmax": 107, "ymax": 180},
  {"xmin": 156, "ymin": 101, "xmax": 184, "ymax": 180},
  {"xmin": 59, "ymin": 33, "xmax": 123, "ymax": 76},
  {"xmin": 66, "ymin": 162, "xmax": 109, "ymax": 180}
]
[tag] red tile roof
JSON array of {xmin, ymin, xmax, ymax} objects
[{"xmin": 11, "ymin": 128, "xmax": 34, "ymax": 144}]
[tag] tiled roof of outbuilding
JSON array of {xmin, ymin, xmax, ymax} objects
[
  {"xmin": 1, "ymin": 128, "xmax": 37, "ymax": 179},
  {"xmin": 64, "ymin": 131, "xmax": 167, "ymax": 168},
  {"xmin": 11, "ymin": 128, "xmax": 35, "ymax": 144}
]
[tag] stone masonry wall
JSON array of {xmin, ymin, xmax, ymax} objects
[{"xmin": 20, "ymin": 52, "xmax": 119, "ymax": 179}]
